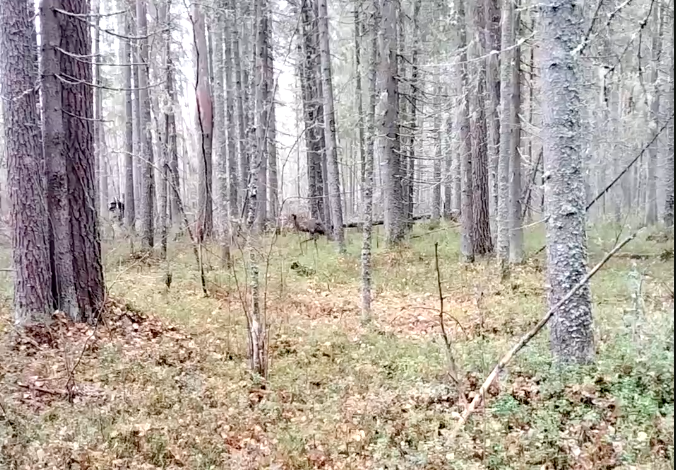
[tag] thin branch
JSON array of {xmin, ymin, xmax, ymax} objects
[
  {"xmin": 56, "ymin": 73, "xmax": 166, "ymax": 91},
  {"xmin": 451, "ymin": 230, "xmax": 641, "ymax": 441},
  {"xmin": 435, "ymin": 243, "xmax": 462, "ymax": 385},
  {"xmin": 54, "ymin": 8, "xmax": 167, "ymax": 40},
  {"xmin": 532, "ymin": 113, "xmax": 673, "ymax": 256}
]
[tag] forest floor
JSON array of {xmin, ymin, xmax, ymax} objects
[{"xmin": 0, "ymin": 223, "xmax": 673, "ymax": 470}]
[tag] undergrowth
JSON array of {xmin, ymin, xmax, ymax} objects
[{"xmin": 0, "ymin": 223, "xmax": 673, "ymax": 469}]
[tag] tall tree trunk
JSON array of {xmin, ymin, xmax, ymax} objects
[
  {"xmin": 354, "ymin": 1, "xmax": 366, "ymax": 199},
  {"xmin": 443, "ymin": 110, "xmax": 453, "ymax": 218},
  {"xmin": 468, "ymin": 0, "xmax": 493, "ymax": 255},
  {"xmin": 213, "ymin": 0, "xmax": 229, "ymax": 262},
  {"xmin": 92, "ymin": 0, "xmax": 107, "ymax": 219},
  {"xmin": 254, "ymin": 0, "xmax": 269, "ymax": 232},
  {"xmin": 497, "ymin": 0, "xmax": 514, "ymax": 269},
  {"xmin": 158, "ymin": 0, "xmax": 171, "ymax": 259},
  {"xmin": 361, "ymin": 0, "xmax": 379, "ymax": 322},
  {"xmin": 137, "ymin": 0, "xmax": 155, "ymax": 249},
  {"xmin": 380, "ymin": 0, "xmax": 404, "ymax": 245},
  {"xmin": 509, "ymin": 12, "xmax": 523, "ymax": 264},
  {"xmin": 317, "ymin": 0, "xmax": 346, "ymax": 251},
  {"xmin": 224, "ymin": 0, "xmax": 239, "ymax": 226},
  {"xmin": 406, "ymin": 0, "xmax": 422, "ymax": 224},
  {"xmin": 62, "ymin": 0, "xmax": 105, "ymax": 324},
  {"xmin": 299, "ymin": 0, "xmax": 326, "ymax": 223},
  {"xmin": 193, "ymin": 2, "xmax": 214, "ymax": 241},
  {"xmin": 431, "ymin": 84, "xmax": 443, "ymax": 222},
  {"xmin": 645, "ymin": 3, "xmax": 662, "ymax": 226},
  {"xmin": 267, "ymin": 22, "xmax": 279, "ymax": 222},
  {"xmin": 457, "ymin": 0, "xmax": 474, "ymax": 262},
  {"xmin": 123, "ymin": 9, "xmax": 135, "ymax": 231},
  {"xmin": 541, "ymin": 0, "xmax": 594, "ymax": 364},
  {"xmin": 232, "ymin": 0, "xmax": 248, "ymax": 213},
  {"xmin": 485, "ymin": 0, "xmax": 501, "ymax": 223},
  {"xmin": 131, "ymin": 6, "xmax": 143, "ymax": 228},
  {"xmin": 40, "ymin": 0, "xmax": 79, "ymax": 319},
  {"xmin": 1, "ymin": 0, "xmax": 54, "ymax": 325},
  {"xmin": 665, "ymin": 35, "xmax": 674, "ymax": 227},
  {"xmin": 244, "ymin": 0, "xmax": 267, "ymax": 378}
]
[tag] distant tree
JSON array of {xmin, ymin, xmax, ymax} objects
[
  {"xmin": 137, "ymin": 0, "xmax": 156, "ymax": 249},
  {"xmin": 317, "ymin": 0, "xmax": 346, "ymax": 251},
  {"xmin": 468, "ymin": 0, "xmax": 493, "ymax": 256},
  {"xmin": 379, "ymin": 0, "xmax": 405, "ymax": 246},
  {"xmin": 645, "ymin": 3, "xmax": 663, "ymax": 226},
  {"xmin": 497, "ymin": 0, "xmax": 515, "ymax": 270},
  {"xmin": 122, "ymin": 9, "xmax": 136, "ymax": 232},
  {"xmin": 361, "ymin": 0, "xmax": 379, "ymax": 322},
  {"xmin": 1, "ymin": 0, "xmax": 54, "ymax": 325},
  {"xmin": 456, "ymin": 0, "xmax": 474, "ymax": 262},
  {"xmin": 665, "ymin": 32, "xmax": 674, "ymax": 228},
  {"xmin": 192, "ymin": 1, "xmax": 214, "ymax": 241},
  {"xmin": 541, "ymin": 0, "xmax": 594, "ymax": 364}
]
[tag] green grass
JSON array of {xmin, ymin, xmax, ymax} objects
[{"xmin": 0, "ymin": 223, "xmax": 673, "ymax": 469}]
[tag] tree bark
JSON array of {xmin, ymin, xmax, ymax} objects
[
  {"xmin": 213, "ymin": 0, "xmax": 229, "ymax": 262},
  {"xmin": 456, "ymin": 0, "xmax": 474, "ymax": 262},
  {"xmin": 664, "ymin": 34, "xmax": 674, "ymax": 227},
  {"xmin": 379, "ymin": 0, "xmax": 405, "ymax": 246},
  {"xmin": 405, "ymin": 0, "xmax": 421, "ymax": 225},
  {"xmin": 159, "ymin": 0, "xmax": 171, "ymax": 260},
  {"xmin": 266, "ymin": 21, "xmax": 279, "ymax": 222},
  {"xmin": 92, "ymin": 0, "xmax": 107, "ymax": 220},
  {"xmin": 224, "ymin": 0, "xmax": 239, "ymax": 227},
  {"xmin": 61, "ymin": 0, "xmax": 105, "ymax": 324},
  {"xmin": 509, "ymin": 14, "xmax": 523, "ymax": 264},
  {"xmin": 137, "ymin": 0, "xmax": 155, "ymax": 249},
  {"xmin": 484, "ymin": 0, "xmax": 501, "ymax": 222},
  {"xmin": 541, "ymin": 0, "xmax": 594, "ymax": 364},
  {"xmin": 123, "ymin": 9, "xmax": 135, "ymax": 231},
  {"xmin": 253, "ymin": 0, "xmax": 269, "ymax": 232},
  {"xmin": 193, "ymin": 2, "xmax": 214, "ymax": 241},
  {"xmin": 1, "ymin": 0, "xmax": 54, "ymax": 325},
  {"xmin": 232, "ymin": 0, "xmax": 248, "ymax": 214},
  {"xmin": 497, "ymin": 0, "xmax": 514, "ymax": 269},
  {"xmin": 431, "ymin": 84, "xmax": 443, "ymax": 222},
  {"xmin": 468, "ymin": 0, "xmax": 493, "ymax": 256},
  {"xmin": 361, "ymin": 0, "xmax": 379, "ymax": 323},
  {"xmin": 645, "ymin": 3, "xmax": 662, "ymax": 226},
  {"xmin": 354, "ymin": 1, "xmax": 366, "ymax": 201},
  {"xmin": 317, "ymin": 0, "xmax": 346, "ymax": 251},
  {"xmin": 40, "ymin": 0, "xmax": 78, "ymax": 320}
]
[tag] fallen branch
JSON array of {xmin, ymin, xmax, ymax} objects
[
  {"xmin": 450, "ymin": 231, "xmax": 640, "ymax": 441},
  {"xmin": 17, "ymin": 382, "xmax": 68, "ymax": 397}
]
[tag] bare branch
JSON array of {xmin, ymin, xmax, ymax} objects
[{"xmin": 451, "ymin": 231, "xmax": 642, "ymax": 441}]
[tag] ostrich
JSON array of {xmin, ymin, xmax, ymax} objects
[{"xmin": 291, "ymin": 214, "xmax": 328, "ymax": 254}]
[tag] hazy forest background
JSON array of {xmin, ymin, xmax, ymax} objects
[{"xmin": 0, "ymin": 0, "xmax": 674, "ymax": 467}]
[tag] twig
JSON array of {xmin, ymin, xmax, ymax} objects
[
  {"xmin": 450, "ymin": 230, "xmax": 640, "ymax": 441},
  {"xmin": 17, "ymin": 383, "xmax": 68, "ymax": 397},
  {"xmin": 435, "ymin": 243, "xmax": 461, "ymax": 385}
]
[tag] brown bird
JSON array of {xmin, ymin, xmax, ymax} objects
[{"xmin": 291, "ymin": 214, "xmax": 328, "ymax": 254}]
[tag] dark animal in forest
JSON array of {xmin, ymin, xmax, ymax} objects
[
  {"xmin": 291, "ymin": 214, "xmax": 328, "ymax": 253},
  {"xmin": 290, "ymin": 261, "xmax": 315, "ymax": 277},
  {"xmin": 109, "ymin": 198, "xmax": 125, "ymax": 223}
]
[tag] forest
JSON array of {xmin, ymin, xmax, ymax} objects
[{"xmin": 0, "ymin": 0, "xmax": 674, "ymax": 467}]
